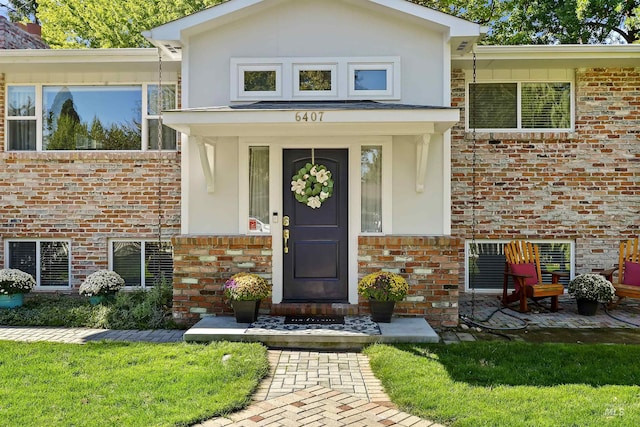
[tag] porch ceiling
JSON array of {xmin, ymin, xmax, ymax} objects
[{"xmin": 162, "ymin": 101, "xmax": 460, "ymax": 137}]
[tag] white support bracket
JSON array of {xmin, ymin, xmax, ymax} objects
[
  {"xmin": 415, "ymin": 133, "xmax": 431, "ymax": 193},
  {"xmin": 195, "ymin": 137, "xmax": 217, "ymax": 194}
]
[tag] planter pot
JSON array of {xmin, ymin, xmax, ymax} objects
[
  {"xmin": 369, "ymin": 300, "xmax": 396, "ymax": 323},
  {"xmin": 231, "ymin": 299, "xmax": 261, "ymax": 323},
  {"xmin": 89, "ymin": 295, "xmax": 106, "ymax": 305},
  {"xmin": 0, "ymin": 293, "xmax": 24, "ymax": 309},
  {"xmin": 576, "ymin": 298, "xmax": 599, "ymax": 316}
]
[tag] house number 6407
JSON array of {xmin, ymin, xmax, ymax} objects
[{"xmin": 295, "ymin": 111, "xmax": 324, "ymax": 122}]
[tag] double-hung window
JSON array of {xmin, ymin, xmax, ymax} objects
[
  {"xmin": 6, "ymin": 240, "xmax": 71, "ymax": 289},
  {"xmin": 6, "ymin": 83, "xmax": 177, "ymax": 151},
  {"xmin": 468, "ymin": 82, "xmax": 572, "ymax": 131},
  {"xmin": 110, "ymin": 240, "xmax": 173, "ymax": 288}
]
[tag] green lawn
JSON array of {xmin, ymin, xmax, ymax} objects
[
  {"xmin": 364, "ymin": 342, "xmax": 640, "ymax": 427},
  {"xmin": 0, "ymin": 340, "xmax": 269, "ymax": 427}
]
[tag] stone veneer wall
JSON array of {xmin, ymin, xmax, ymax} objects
[
  {"xmin": 0, "ymin": 75, "xmax": 182, "ymax": 290},
  {"xmin": 358, "ymin": 236, "xmax": 460, "ymax": 328},
  {"xmin": 0, "ymin": 17, "xmax": 48, "ymax": 49},
  {"xmin": 171, "ymin": 236, "xmax": 273, "ymax": 324},
  {"xmin": 451, "ymin": 67, "xmax": 640, "ymax": 289}
]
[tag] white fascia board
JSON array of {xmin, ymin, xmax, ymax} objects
[
  {"xmin": 162, "ymin": 108, "xmax": 459, "ymax": 136},
  {"xmin": 0, "ymin": 48, "xmax": 166, "ymax": 65}
]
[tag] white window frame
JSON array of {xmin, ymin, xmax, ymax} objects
[
  {"xmin": 233, "ymin": 63, "xmax": 282, "ymax": 99},
  {"xmin": 5, "ymin": 239, "xmax": 72, "ymax": 290},
  {"xmin": 464, "ymin": 239, "xmax": 575, "ymax": 293},
  {"xmin": 348, "ymin": 62, "xmax": 396, "ymax": 98},
  {"xmin": 6, "ymin": 85, "xmax": 38, "ymax": 150},
  {"xmin": 466, "ymin": 81, "xmax": 574, "ymax": 132},
  {"xmin": 5, "ymin": 83, "xmax": 177, "ymax": 152},
  {"xmin": 108, "ymin": 239, "xmax": 173, "ymax": 289},
  {"xmin": 293, "ymin": 63, "xmax": 338, "ymax": 98},
  {"xmin": 230, "ymin": 57, "xmax": 401, "ymax": 101}
]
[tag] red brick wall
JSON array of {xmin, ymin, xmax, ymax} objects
[
  {"xmin": 0, "ymin": 76, "xmax": 181, "ymax": 289},
  {"xmin": 171, "ymin": 235, "xmax": 272, "ymax": 324},
  {"xmin": 358, "ymin": 236, "xmax": 460, "ymax": 327},
  {"xmin": 451, "ymin": 67, "xmax": 640, "ymax": 288}
]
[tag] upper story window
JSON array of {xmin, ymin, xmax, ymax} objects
[
  {"xmin": 6, "ymin": 83, "xmax": 177, "ymax": 151},
  {"xmin": 231, "ymin": 57, "xmax": 400, "ymax": 101},
  {"xmin": 468, "ymin": 82, "xmax": 572, "ymax": 131}
]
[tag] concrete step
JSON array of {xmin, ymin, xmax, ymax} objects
[{"xmin": 183, "ymin": 316, "xmax": 440, "ymax": 350}]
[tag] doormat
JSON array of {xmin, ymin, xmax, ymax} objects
[
  {"xmin": 284, "ymin": 315, "xmax": 345, "ymax": 325},
  {"xmin": 249, "ymin": 315, "xmax": 381, "ymax": 335}
]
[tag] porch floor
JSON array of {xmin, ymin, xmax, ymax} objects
[{"xmin": 183, "ymin": 315, "xmax": 439, "ymax": 350}]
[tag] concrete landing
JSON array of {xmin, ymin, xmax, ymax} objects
[{"xmin": 184, "ymin": 316, "xmax": 439, "ymax": 349}]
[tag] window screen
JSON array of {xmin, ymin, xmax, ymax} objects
[{"xmin": 467, "ymin": 241, "xmax": 572, "ymax": 290}]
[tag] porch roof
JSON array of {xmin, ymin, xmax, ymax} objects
[{"xmin": 162, "ymin": 101, "xmax": 460, "ymax": 137}]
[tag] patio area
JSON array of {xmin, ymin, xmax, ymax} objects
[{"xmin": 451, "ymin": 292, "xmax": 640, "ymax": 344}]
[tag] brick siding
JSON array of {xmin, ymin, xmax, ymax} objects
[
  {"xmin": 0, "ymin": 76, "xmax": 181, "ymax": 290},
  {"xmin": 358, "ymin": 236, "xmax": 460, "ymax": 327},
  {"xmin": 451, "ymin": 67, "xmax": 640, "ymax": 288},
  {"xmin": 171, "ymin": 235, "xmax": 273, "ymax": 324}
]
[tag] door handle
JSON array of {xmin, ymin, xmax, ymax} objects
[{"xmin": 283, "ymin": 229, "xmax": 290, "ymax": 254}]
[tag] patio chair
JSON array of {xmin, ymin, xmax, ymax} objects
[
  {"xmin": 601, "ymin": 238, "xmax": 640, "ymax": 309},
  {"xmin": 502, "ymin": 240, "xmax": 566, "ymax": 312}
]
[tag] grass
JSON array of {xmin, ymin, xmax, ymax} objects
[
  {"xmin": 364, "ymin": 341, "xmax": 640, "ymax": 427},
  {"xmin": 0, "ymin": 340, "xmax": 269, "ymax": 427}
]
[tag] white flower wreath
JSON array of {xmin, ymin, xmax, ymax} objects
[{"xmin": 290, "ymin": 163, "xmax": 334, "ymax": 209}]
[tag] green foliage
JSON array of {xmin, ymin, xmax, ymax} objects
[
  {"xmin": 0, "ymin": 282, "xmax": 179, "ymax": 329},
  {"xmin": 38, "ymin": 0, "xmax": 227, "ymax": 48},
  {"xmin": 0, "ymin": 340, "xmax": 269, "ymax": 426},
  {"xmin": 365, "ymin": 342, "xmax": 640, "ymax": 426}
]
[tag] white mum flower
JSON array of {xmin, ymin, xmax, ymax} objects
[
  {"xmin": 291, "ymin": 179, "xmax": 306, "ymax": 194},
  {"xmin": 310, "ymin": 166, "xmax": 318, "ymax": 176},
  {"xmin": 320, "ymin": 191, "xmax": 330, "ymax": 200},
  {"xmin": 307, "ymin": 196, "xmax": 321, "ymax": 209},
  {"xmin": 315, "ymin": 169, "xmax": 330, "ymax": 184}
]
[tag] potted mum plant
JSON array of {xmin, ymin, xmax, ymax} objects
[
  {"xmin": 358, "ymin": 271, "xmax": 408, "ymax": 322},
  {"xmin": 0, "ymin": 268, "xmax": 36, "ymax": 308},
  {"xmin": 568, "ymin": 273, "xmax": 615, "ymax": 316},
  {"xmin": 79, "ymin": 270, "xmax": 125, "ymax": 304},
  {"xmin": 223, "ymin": 272, "xmax": 271, "ymax": 323}
]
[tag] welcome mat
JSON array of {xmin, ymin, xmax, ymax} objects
[
  {"xmin": 248, "ymin": 315, "xmax": 381, "ymax": 335},
  {"xmin": 284, "ymin": 315, "xmax": 345, "ymax": 325}
]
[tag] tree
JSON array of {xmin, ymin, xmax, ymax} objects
[
  {"xmin": 4, "ymin": 0, "xmax": 39, "ymax": 24},
  {"xmin": 38, "ymin": 0, "xmax": 225, "ymax": 48}
]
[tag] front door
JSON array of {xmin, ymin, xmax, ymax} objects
[{"xmin": 282, "ymin": 148, "xmax": 348, "ymax": 302}]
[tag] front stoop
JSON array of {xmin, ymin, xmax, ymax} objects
[{"xmin": 183, "ymin": 316, "xmax": 440, "ymax": 350}]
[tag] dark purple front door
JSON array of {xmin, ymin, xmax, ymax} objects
[{"xmin": 282, "ymin": 148, "xmax": 348, "ymax": 302}]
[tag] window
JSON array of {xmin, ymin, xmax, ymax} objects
[
  {"xmin": 6, "ymin": 86, "xmax": 36, "ymax": 150},
  {"xmin": 361, "ymin": 146, "xmax": 382, "ymax": 233},
  {"xmin": 111, "ymin": 241, "xmax": 173, "ymax": 287},
  {"xmin": 293, "ymin": 64, "xmax": 337, "ymax": 97},
  {"xmin": 348, "ymin": 62, "xmax": 395, "ymax": 97},
  {"xmin": 237, "ymin": 64, "xmax": 282, "ymax": 99},
  {"xmin": 465, "ymin": 240, "xmax": 573, "ymax": 292},
  {"xmin": 468, "ymin": 82, "xmax": 571, "ymax": 131},
  {"xmin": 7, "ymin": 240, "xmax": 70, "ymax": 288},
  {"xmin": 248, "ymin": 147, "xmax": 270, "ymax": 233},
  {"xmin": 6, "ymin": 83, "xmax": 177, "ymax": 151},
  {"xmin": 147, "ymin": 84, "xmax": 177, "ymax": 150},
  {"xmin": 231, "ymin": 57, "xmax": 400, "ymax": 101}
]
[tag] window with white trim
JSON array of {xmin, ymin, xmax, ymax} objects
[
  {"xmin": 6, "ymin": 240, "xmax": 71, "ymax": 289},
  {"xmin": 248, "ymin": 146, "xmax": 270, "ymax": 233},
  {"xmin": 468, "ymin": 82, "xmax": 572, "ymax": 131},
  {"xmin": 361, "ymin": 145, "xmax": 382, "ymax": 233},
  {"xmin": 465, "ymin": 240, "xmax": 573, "ymax": 292},
  {"xmin": 110, "ymin": 240, "xmax": 173, "ymax": 288},
  {"xmin": 231, "ymin": 57, "xmax": 400, "ymax": 101},
  {"xmin": 6, "ymin": 83, "xmax": 177, "ymax": 151},
  {"xmin": 293, "ymin": 64, "xmax": 337, "ymax": 97}
]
